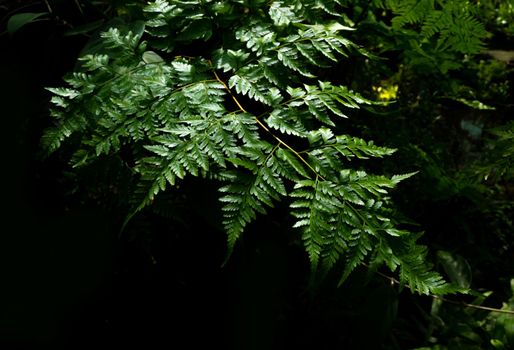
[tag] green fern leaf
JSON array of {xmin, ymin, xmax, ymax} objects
[
  {"xmin": 41, "ymin": 0, "xmax": 461, "ymax": 298},
  {"xmin": 269, "ymin": 1, "xmax": 297, "ymax": 27}
]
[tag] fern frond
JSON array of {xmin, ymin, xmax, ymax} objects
[
  {"xmin": 266, "ymin": 108, "xmax": 309, "ymax": 137},
  {"xmin": 220, "ymin": 141, "xmax": 287, "ymax": 252},
  {"xmin": 390, "ymin": 0, "xmax": 434, "ymax": 29},
  {"xmin": 338, "ymin": 228, "xmax": 373, "ymax": 286},
  {"xmin": 229, "ymin": 73, "xmax": 282, "ymax": 106},
  {"xmin": 269, "ymin": 1, "xmax": 298, "ymax": 27},
  {"xmin": 42, "ymin": 0, "xmax": 460, "ymax": 297},
  {"xmin": 396, "ymin": 237, "xmax": 447, "ymax": 295},
  {"xmin": 383, "ymin": 0, "xmax": 487, "ymax": 56}
]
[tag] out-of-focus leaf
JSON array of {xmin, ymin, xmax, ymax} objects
[
  {"xmin": 455, "ymin": 98, "xmax": 496, "ymax": 110},
  {"xmin": 64, "ymin": 20, "xmax": 105, "ymax": 37},
  {"xmin": 437, "ymin": 251, "xmax": 472, "ymax": 289},
  {"xmin": 460, "ymin": 120, "xmax": 483, "ymax": 139},
  {"xmin": 490, "ymin": 338, "xmax": 504, "ymax": 349},
  {"xmin": 7, "ymin": 12, "xmax": 48, "ymax": 33},
  {"xmin": 176, "ymin": 19, "xmax": 212, "ymax": 41},
  {"xmin": 485, "ymin": 50, "xmax": 514, "ymax": 63}
]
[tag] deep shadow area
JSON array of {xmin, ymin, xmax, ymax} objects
[{"xmin": 0, "ymin": 24, "xmax": 400, "ymax": 348}]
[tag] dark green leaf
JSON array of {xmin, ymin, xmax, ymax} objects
[
  {"xmin": 437, "ymin": 250, "xmax": 472, "ymax": 289},
  {"xmin": 7, "ymin": 12, "xmax": 48, "ymax": 33}
]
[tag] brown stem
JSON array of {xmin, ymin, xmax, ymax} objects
[
  {"xmin": 363, "ymin": 263, "xmax": 514, "ymax": 315},
  {"xmin": 211, "ymin": 68, "xmax": 325, "ymax": 181}
]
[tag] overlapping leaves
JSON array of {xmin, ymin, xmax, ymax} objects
[{"xmin": 42, "ymin": 0, "xmax": 459, "ymax": 295}]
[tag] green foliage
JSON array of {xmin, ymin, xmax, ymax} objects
[
  {"xmin": 7, "ymin": 12, "xmax": 49, "ymax": 33},
  {"xmin": 477, "ymin": 0, "xmax": 514, "ymax": 36},
  {"xmin": 487, "ymin": 121, "xmax": 514, "ymax": 180},
  {"xmin": 374, "ymin": 0, "xmax": 487, "ymax": 54},
  {"xmin": 376, "ymin": 0, "xmax": 486, "ymax": 54},
  {"xmin": 41, "ymin": 0, "xmax": 480, "ymax": 296},
  {"xmin": 13, "ymin": 0, "xmax": 511, "ymax": 348},
  {"xmin": 416, "ymin": 278, "xmax": 514, "ymax": 350},
  {"xmin": 362, "ymin": 0, "xmax": 488, "ymax": 74}
]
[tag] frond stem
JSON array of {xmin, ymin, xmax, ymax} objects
[
  {"xmin": 212, "ymin": 68, "xmax": 325, "ymax": 181},
  {"xmin": 364, "ymin": 263, "xmax": 514, "ymax": 315}
]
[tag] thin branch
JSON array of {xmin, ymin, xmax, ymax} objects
[
  {"xmin": 363, "ymin": 263, "xmax": 514, "ymax": 315},
  {"xmin": 433, "ymin": 295, "xmax": 514, "ymax": 315},
  {"xmin": 74, "ymin": 0, "xmax": 85, "ymax": 16},
  {"xmin": 211, "ymin": 68, "xmax": 325, "ymax": 181},
  {"xmin": 43, "ymin": 0, "xmax": 53, "ymax": 14}
]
